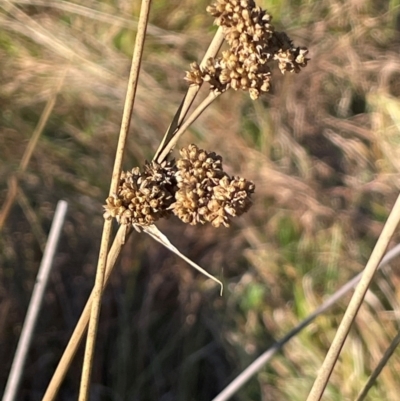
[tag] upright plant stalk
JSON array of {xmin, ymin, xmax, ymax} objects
[
  {"xmin": 306, "ymin": 193, "xmax": 400, "ymax": 401},
  {"xmin": 155, "ymin": 92, "xmax": 219, "ymax": 163},
  {"xmin": 78, "ymin": 1, "xmax": 152, "ymax": 400},
  {"xmin": 153, "ymin": 26, "xmax": 225, "ymax": 161},
  {"xmin": 43, "ymin": 18, "xmax": 226, "ymax": 400},
  {"xmin": 212, "ymin": 243, "xmax": 400, "ymax": 401},
  {"xmin": 42, "ymin": 225, "xmax": 132, "ymax": 401},
  {"xmin": 355, "ymin": 329, "xmax": 400, "ymax": 401},
  {"xmin": 2, "ymin": 201, "xmax": 68, "ymax": 401}
]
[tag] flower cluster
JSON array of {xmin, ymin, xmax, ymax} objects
[
  {"xmin": 103, "ymin": 145, "xmax": 255, "ymax": 228},
  {"xmin": 103, "ymin": 161, "xmax": 176, "ymax": 226},
  {"xmin": 172, "ymin": 144, "xmax": 254, "ymax": 227},
  {"xmin": 185, "ymin": 0, "xmax": 309, "ymax": 99}
]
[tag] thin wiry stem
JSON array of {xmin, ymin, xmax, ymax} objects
[
  {"xmin": 78, "ymin": 1, "xmax": 152, "ymax": 400},
  {"xmin": 2, "ymin": 201, "xmax": 68, "ymax": 401},
  {"xmin": 42, "ymin": 225, "xmax": 132, "ymax": 401},
  {"xmin": 0, "ymin": 70, "xmax": 66, "ymax": 231},
  {"xmin": 153, "ymin": 26, "xmax": 225, "ymax": 162},
  {"xmin": 16, "ymin": 186, "xmax": 47, "ymax": 251},
  {"xmin": 212, "ymin": 243, "xmax": 400, "ymax": 401},
  {"xmin": 355, "ymin": 329, "xmax": 400, "ymax": 401},
  {"xmin": 10, "ymin": 0, "xmax": 182, "ymax": 43},
  {"xmin": 42, "ymin": 13, "xmax": 222, "ymax": 400},
  {"xmin": 156, "ymin": 91, "xmax": 219, "ymax": 163},
  {"xmin": 306, "ymin": 192, "xmax": 400, "ymax": 401}
]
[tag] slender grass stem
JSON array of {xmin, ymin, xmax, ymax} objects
[
  {"xmin": 2, "ymin": 200, "xmax": 68, "ymax": 401},
  {"xmin": 156, "ymin": 91, "xmax": 219, "ymax": 163},
  {"xmin": 16, "ymin": 186, "xmax": 48, "ymax": 251},
  {"xmin": 153, "ymin": 27, "xmax": 224, "ymax": 162},
  {"xmin": 78, "ymin": 1, "xmax": 152, "ymax": 400},
  {"xmin": 42, "ymin": 225, "xmax": 132, "ymax": 401},
  {"xmin": 212, "ymin": 243, "xmax": 400, "ymax": 401},
  {"xmin": 0, "ymin": 70, "xmax": 66, "ymax": 231},
  {"xmin": 355, "ymin": 329, "xmax": 400, "ymax": 401},
  {"xmin": 306, "ymin": 192, "xmax": 400, "ymax": 401}
]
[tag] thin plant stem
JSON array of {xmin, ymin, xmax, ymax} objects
[
  {"xmin": 153, "ymin": 26, "xmax": 225, "ymax": 162},
  {"xmin": 306, "ymin": 193, "xmax": 400, "ymax": 401},
  {"xmin": 355, "ymin": 330, "xmax": 400, "ymax": 401},
  {"xmin": 156, "ymin": 91, "xmax": 219, "ymax": 163},
  {"xmin": 2, "ymin": 200, "xmax": 68, "ymax": 401},
  {"xmin": 42, "ymin": 218, "xmax": 223, "ymax": 400},
  {"xmin": 16, "ymin": 186, "xmax": 47, "ymax": 251},
  {"xmin": 42, "ymin": 224, "xmax": 132, "ymax": 401},
  {"xmin": 212, "ymin": 243, "xmax": 400, "ymax": 401},
  {"xmin": 78, "ymin": 1, "xmax": 152, "ymax": 400},
  {"xmin": 0, "ymin": 70, "xmax": 66, "ymax": 231}
]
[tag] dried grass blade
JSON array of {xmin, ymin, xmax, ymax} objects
[
  {"xmin": 0, "ymin": 70, "xmax": 66, "ymax": 231},
  {"xmin": 143, "ymin": 225, "xmax": 223, "ymax": 295},
  {"xmin": 153, "ymin": 95, "xmax": 187, "ymax": 162}
]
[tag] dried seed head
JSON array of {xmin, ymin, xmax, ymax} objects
[
  {"xmin": 171, "ymin": 144, "xmax": 255, "ymax": 227},
  {"xmin": 186, "ymin": 0, "xmax": 309, "ymax": 99},
  {"xmin": 103, "ymin": 160, "xmax": 177, "ymax": 227}
]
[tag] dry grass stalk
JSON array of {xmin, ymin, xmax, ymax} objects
[
  {"xmin": 100, "ymin": 0, "xmax": 307, "ymax": 392},
  {"xmin": 2, "ymin": 200, "xmax": 68, "ymax": 401},
  {"xmin": 306, "ymin": 193, "xmax": 400, "ymax": 401},
  {"xmin": 77, "ymin": 1, "xmax": 152, "ymax": 400},
  {"xmin": 43, "ymin": 222, "xmax": 131, "ymax": 401},
  {"xmin": 16, "ymin": 186, "xmax": 47, "ymax": 251},
  {"xmin": 155, "ymin": 92, "xmax": 219, "ymax": 163},
  {"xmin": 153, "ymin": 26, "xmax": 225, "ymax": 162},
  {"xmin": 212, "ymin": 243, "xmax": 400, "ymax": 401},
  {"xmin": 42, "ymin": 9, "xmax": 229, "ymax": 401},
  {"xmin": 0, "ymin": 70, "xmax": 66, "ymax": 231},
  {"xmin": 18, "ymin": 0, "xmax": 309, "ymax": 398},
  {"xmin": 355, "ymin": 330, "xmax": 400, "ymax": 401},
  {"xmin": 41, "ymin": 225, "xmax": 132, "ymax": 401}
]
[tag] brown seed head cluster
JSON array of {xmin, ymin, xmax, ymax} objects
[
  {"xmin": 185, "ymin": 0, "xmax": 309, "ymax": 99},
  {"xmin": 103, "ymin": 161, "xmax": 176, "ymax": 226},
  {"xmin": 171, "ymin": 144, "xmax": 255, "ymax": 228},
  {"xmin": 103, "ymin": 145, "xmax": 255, "ymax": 228}
]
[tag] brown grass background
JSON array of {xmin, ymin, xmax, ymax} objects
[{"xmin": 1, "ymin": 0, "xmax": 400, "ymax": 400}]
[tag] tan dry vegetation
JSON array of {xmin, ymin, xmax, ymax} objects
[{"xmin": 1, "ymin": 0, "xmax": 400, "ymax": 400}]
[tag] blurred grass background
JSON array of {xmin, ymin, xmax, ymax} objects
[{"xmin": 1, "ymin": 0, "xmax": 400, "ymax": 400}]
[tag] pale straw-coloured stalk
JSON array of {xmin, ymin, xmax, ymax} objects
[
  {"xmin": 355, "ymin": 329, "xmax": 400, "ymax": 401},
  {"xmin": 78, "ymin": 1, "xmax": 152, "ymax": 400},
  {"xmin": 0, "ymin": 70, "xmax": 66, "ymax": 231},
  {"xmin": 2, "ymin": 200, "xmax": 68, "ymax": 401},
  {"xmin": 41, "ymin": 225, "xmax": 132, "ymax": 401},
  {"xmin": 306, "ymin": 192, "xmax": 400, "ymax": 401},
  {"xmin": 212, "ymin": 243, "xmax": 400, "ymax": 401},
  {"xmin": 42, "ymin": 18, "xmax": 227, "ymax": 400},
  {"xmin": 153, "ymin": 26, "xmax": 225, "ymax": 161},
  {"xmin": 156, "ymin": 91, "xmax": 219, "ymax": 163}
]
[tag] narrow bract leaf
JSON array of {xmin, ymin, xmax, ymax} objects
[{"xmin": 143, "ymin": 225, "xmax": 223, "ymax": 295}]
